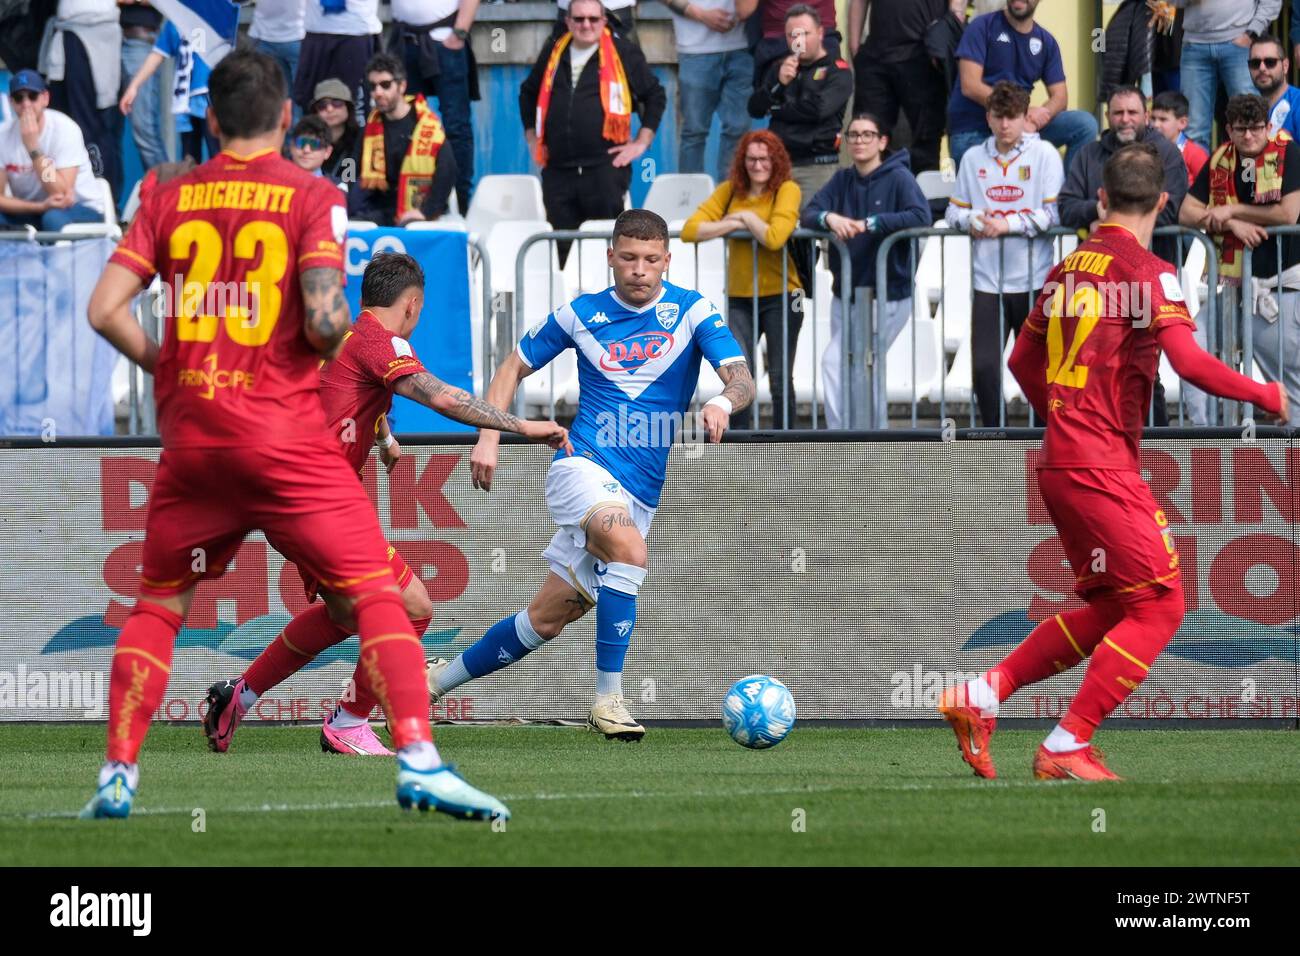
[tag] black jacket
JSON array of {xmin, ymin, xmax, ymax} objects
[
  {"xmin": 748, "ymin": 51, "xmax": 853, "ymax": 163},
  {"xmin": 519, "ymin": 33, "xmax": 667, "ymax": 169},
  {"xmin": 1059, "ymin": 127, "xmax": 1187, "ymax": 265}
]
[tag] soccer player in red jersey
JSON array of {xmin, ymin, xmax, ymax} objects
[
  {"xmin": 81, "ymin": 50, "xmax": 508, "ymax": 820},
  {"xmin": 939, "ymin": 143, "xmax": 1288, "ymax": 781},
  {"xmin": 204, "ymin": 252, "xmax": 571, "ymax": 756}
]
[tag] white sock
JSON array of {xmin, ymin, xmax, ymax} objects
[
  {"xmin": 438, "ymin": 656, "xmax": 472, "ymax": 693},
  {"xmin": 237, "ymin": 682, "xmax": 259, "ymax": 711},
  {"xmin": 1043, "ymin": 724, "xmax": 1088, "ymax": 753},
  {"xmin": 329, "ymin": 704, "xmax": 368, "ymax": 729},
  {"xmin": 98, "ymin": 760, "xmax": 139, "ymax": 790},
  {"xmin": 962, "ymin": 676, "xmax": 1001, "ymax": 716},
  {"xmin": 397, "ymin": 741, "xmax": 442, "ymax": 771},
  {"xmin": 596, "ymin": 670, "xmax": 622, "ymax": 697}
]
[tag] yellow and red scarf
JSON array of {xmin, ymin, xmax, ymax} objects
[
  {"xmin": 1208, "ymin": 130, "xmax": 1291, "ymax": 281},
  {"xmin": 360, "ymin": 94, "xmax": 445, "ymax": 219},
  {"xmin": 533, "ymin": 27, "xmax": 631, "ymax": 168}
]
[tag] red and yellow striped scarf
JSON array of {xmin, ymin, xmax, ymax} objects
[
  {"xmin": 1208, "ymin": 130, "xmax": 1291, "ymax": 281},
  {"xmin": 533, "ymin": 27, "xmax": 631, "ymax": 168},
  {"xmin": 360, "ymin": 95, "xmax": 446, "ymax": 219}
]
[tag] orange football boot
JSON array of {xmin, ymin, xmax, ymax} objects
[
  {"xmin": 937, "ymin": 685, "xmax": 997, "ymax": 779},
  {"xmin": 1033, "ymin": 744, "xmax": 1122, "ymax": 781}
]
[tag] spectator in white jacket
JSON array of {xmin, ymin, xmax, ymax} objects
[{"xmin": 946, "ymin": 80, "xmax": 1063, "ymax": 426}]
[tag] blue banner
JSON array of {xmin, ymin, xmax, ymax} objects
[
  {"xmin": 150, "ymin": 0, "xmax": 240, "ymax": 65},
  {"xmin": 0, "ymin": 238, "xmax": 120, "ymax": 437},
  {"xmin": 343, "ymin": 228, "xmax": 477, "ymax": 433}
]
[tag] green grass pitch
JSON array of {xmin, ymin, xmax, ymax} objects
[{"xmin": 1, "ymin": 724, "xmax": 1296, "ymax": 866}]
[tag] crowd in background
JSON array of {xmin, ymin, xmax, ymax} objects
[{"xmin": 3, "ymin": 0, "xmax": 1300, "ymax": 429}]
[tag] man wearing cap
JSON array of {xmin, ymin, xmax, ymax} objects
[{"xmin": 0, "ymin": 70, "xmax": 106, "ymax": 231}]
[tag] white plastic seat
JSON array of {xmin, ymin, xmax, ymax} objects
[
  {"xmin": 562, "ymin": 219, "xmax": 618, "ymax": 295},
  {"xmin": 465, "ymin": 174, "xmax": 546, "ymax": 241},
  {"xmin": 916, "ymin": 170, "xmax": 954, "ymax": 202},
  {"xmin": 885, "ymin": 316, "xmax": 943, "ymax": 403},
  {"xmin": 347, "ymin": 220, "xmax": 379, "ymax": 231},
  {"xmin": 120, "ymin": 179, "xmax": 143, "ymax": 224},
  {"xmin": 668, "ymin": 218, "xmax": 726, "ymax": 308},
  {"xmin": 406, "ymin": 219, "xmax": 468, "ymax": 232},
  {"xmin": 94, "ymin": 177, "xmax": 116, "ymax": 226},
  {"xmin": 643, "ymin": 174, "xmax": 715, "ymax": 223}
]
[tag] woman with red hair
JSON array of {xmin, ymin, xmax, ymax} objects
[{"xmin": 682, "ymin": 129, "xmax": 803, "ymax": 429}]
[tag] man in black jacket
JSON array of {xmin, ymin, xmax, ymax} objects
[
  {"xmin": 748, "ymin": 3, "xmax": 853, "ymax": 203},
  {"xmin": 1059, "ymin": 85, "xmax": 1188, "ymax": 265},
  {"xmin": 520, "ymin": 0, "xmax": 666, "ymax": 265}
]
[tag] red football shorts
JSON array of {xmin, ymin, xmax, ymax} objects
[
  {"xmin": 298, "ymin": 544, "xmax": 413, "ymax": 604},
  {"xmin": 1037, "ymin": 467, "xmax": 1181, "ymax": 603},
  {"xmin": 138, "ymin": 442, "xmax": 397, "ymax": 600}
]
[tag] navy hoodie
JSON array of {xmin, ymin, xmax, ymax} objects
[{"xmin": 801, "ymin": 148, "xmax": 931, "ymax": 302}]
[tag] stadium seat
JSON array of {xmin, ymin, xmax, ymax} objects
[
  {"xmin": 792, "ymin": 277, "xmax": 834, "ymax": 419},
  {"xmin": 918, "ymin": 223, "xmax": 970, "ymax": 353},
  {"xmin": 93, "ymin": 177, "xmax": 116, "ymax": 227},
  {"xmin": 563, "ymin": 219, "xmax": 618, "ymax": 295},
  {"xmin": 667, "ymin": 218, "xmax": 726, "ymax": 309},
  {"xmin": 347, "ymin": 220, "xmax": 379, "ymax": 231},
  {"xmin": 643, "ymin": 173, "xmax": 714, "ymax": 223},
  {"xmin": 58, "ymin": 222, "xmax": 121, "ymax": 240},
  {"xmin": 916, "ymin": 170, "xmax": 954, "ymax": 202},
  {"xmin": 483, "ymin": 218, "xmax": 563, "ymax": 300},
  {"xmin": 120, "ymin": 179, "xmax": 142, "ymax": 224},
  {"xmin": 885, "ymin": 316, "xmax": 943, "ymax": 404},
  {"xmin": 406, "ymin": 219, "xmax": 468, "ymax": 232},
  {"xmin": 465, "ymin": 174, "xmax": 546, "ymax": 240}
]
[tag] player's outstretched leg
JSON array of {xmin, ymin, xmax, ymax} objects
[
  {"xmin": 1033, "ymin": 585, "xmax": 1183, "ymax": 782},
  {"xmin": 939, "ymin": 600, "xmax": 1123, "ymax": 778},
  {"xmin": 428, "ymin": 572, "xmax": 591, "ymax": 701},
  {"xmin": 81, "ymin": 600, "xmax": 184, "ymax": 819},
  {"xmin": 203, "ymin": 602, "xmax": 350, "ymax": 753},
  {"xmin": 587, "ymin": 561, "xmax": 648, "ymax": 741}
]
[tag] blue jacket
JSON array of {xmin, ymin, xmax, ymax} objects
[{"xmin": 801, "ymin": 149, "xmax": 931, "ymax": 302}]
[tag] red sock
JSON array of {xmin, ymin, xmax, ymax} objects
[
  {"xmin": 1061, "ymin": 586, "xmax": 1184, "ymax": 743},
  {"xmin": 106, "ymin": 601, "xmax": 182, "ymax": 763},
  {"xmin": 353, "ymin": 592, "xmax": 431, "ymax": 747},
  {"xmin": 987, "ymin": 600, "xmax": 1124, "ymax": 701},
  {"xmin": 342, "ymin": 614, "xmax": 431, "ymax": 720},
  {"xmin": 243, "ymin": 602, "xmax": 351, "ymax": 696}
]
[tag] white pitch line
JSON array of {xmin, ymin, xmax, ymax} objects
[{"xmin": 4, "ymin": 778, "xmax": 1114, "ymax": 822}]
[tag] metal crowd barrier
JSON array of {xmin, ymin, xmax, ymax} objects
[
  {"xmin": 511, "ymin": 227, "xmax": 854, "ymax": 429},
  {"xmin": 1239, "ymin": 224, "xmax": 1300, "ymax": 426},
  {"xmin": 871, "ymin": 224, "xmax": 1224, "ymax": 430}
]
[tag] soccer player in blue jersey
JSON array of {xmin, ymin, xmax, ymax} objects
[{"xmin": 426, "ymin": 209, "xmax": 755, "ymax": 739}]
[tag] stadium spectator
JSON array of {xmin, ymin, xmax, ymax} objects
[
  {"xmin": 519, "ymin": 0, "xmax": 666, "ymax": 266},
  {"xmin": 945, "ymin": 81, "xmax": 1062, "ymax": 427},
  {"xmin": 286, "ymin": 115, "xmax": 334, "ymax": 176},
  {"xmin": 118, "ymin": 0, "xmax": 166, "ymax": 171},
  {"xmin": 41, "ymin": 0, "xmax": 122, "ymax": 199},
  {"xmin": 747, "ymin": 4, "xmax": 852, "ymax": 204},
  {"xmin": 352, "ymin": 52, "xmax": 458, "ymax": 227},
  {"xmin": 250, "ymin": 0, "xmax": 307, "ymax": 115},
  {"xmin": 310, "ymin": 78, "xmax": 362, "ymax": 183},
  {"xmin": 662, "ymin": 0, "xmax": 752, "ymax": 185},
  {"xmin": 1151, "ymin": 90, "xmax": 1210, "ymax": 188},
  {"xmin": 1249, "ymin": 35, "xmax": 1300, "ymax": 140},
  {"xmin": 735, "ymin": 0, "xmax": 840, "ymax": 88},
  {"xmin": 392, "ymin": 0, "xmax": 481, "ymax": 215},
  {"xmin": 846, "ymin": 0, "xmax": 958, "ymax": 175},
  {"xmin": 947, "ymin": 0, "xmax": 1098, "ymax": 174},
  {"xmin": 1179, "ymin": 0, "xmax": 1279, "ymax": 151},
  {"xmin": 1181, "ymin": 93, "xmax": 1300, "ymax": 426},
  {"xmin": 556, "ymin": 0, "xmax": 638, "ymax": 44},
  {"xmin": 801, "ymin": 112, "xmax": 930, "ymax": 429},
  {"xmin": 120, "ymin": 18, "xmax": 217, "ymax": 164},
  {"xmin": 0, "ymin": 70, "xmax": 107, "ymax": 231},
  {"xmin": 682, "ymin": 130, "xmax": 801, "ymax": 429},
  {"xmin": 293, "ymin": 0, "xmax": 382, "ymax": 125}
]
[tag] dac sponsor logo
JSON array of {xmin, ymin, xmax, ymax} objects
[{"xmin": 598, "ymin": 331, "xmax": 673, "ymax": 373}]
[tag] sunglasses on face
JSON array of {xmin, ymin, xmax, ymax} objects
[
  {"xmin": 368, "ymin": 79, "xmax": 396, "ymax": 91},
  {"xmin": 293, "ymin": 136, "xmax": 326, "ymax": 152},
  {"xmin": 11, "ymin": 90, "xmax": 41, "ymax": 104},
  {"xmin": 314, "ymin": 98, "xmax": 348, "ymax": 112},
  {"xmin": 1249, "ymin": 57, "xmax": 1282, "ymax": 70},
  {"xmin": 569, "ymin": 15, "xmax": 603, "ymax": 24}
]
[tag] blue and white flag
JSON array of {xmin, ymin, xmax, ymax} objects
[{"xmin": 150, "ymin": 0, "xmax": 240, "ymax": 66}]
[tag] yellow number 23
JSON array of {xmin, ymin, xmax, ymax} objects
[{"xmin": 168, "ymin": 219, "xmax": 288, "ymax": 347}]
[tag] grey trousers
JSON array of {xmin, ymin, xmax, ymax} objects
[{"xmin": 1250, "ymin": 289, "xmax": 1300, "ymax": 427}]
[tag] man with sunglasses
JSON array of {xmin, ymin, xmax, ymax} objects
[
  {"xmin": 0, "ymin": 69, "xmax": 106, "ymax": 231},
  {"xmin": 353, "ymin": 52, "xmax": 458, "ymax": 227},
  {"xmin": 1181, "ymin": 93, "xmax": 1300, "ymax": 425},
  {"xmin": 1249, "ymin": 35, "xmax": 1300, "ymax": 141},
  {"xmin": 1179, "ymin": 0, "xmax": 1280, "ymax": 151}
]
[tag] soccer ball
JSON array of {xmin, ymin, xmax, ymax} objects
[{"xmin": 722, "ymin": 675, "xmax": 796, "ymax": 749}]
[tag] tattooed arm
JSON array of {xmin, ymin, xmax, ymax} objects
[
  {"xmin": 700, "ymin": 360, "xmax": 755, "ymax": 443},
  {"xmin": 300, "ymin": 267, "xmax": 351, "ymax": 357},
  {"xmin": 394, "ymin": 371, "xmax": 529, "ymax": 433}
]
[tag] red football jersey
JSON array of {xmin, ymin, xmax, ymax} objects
[
  {"xmin": 1024, "ymin": 223, "xmax": 1195, "ymax": 471},
  {"xmin": 110, "ymin": 149, "xmax": 347, "ymax": 448},
  {"xmin": 320, "ymin": 310, "xmax": 427, "ymax": 473}
]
